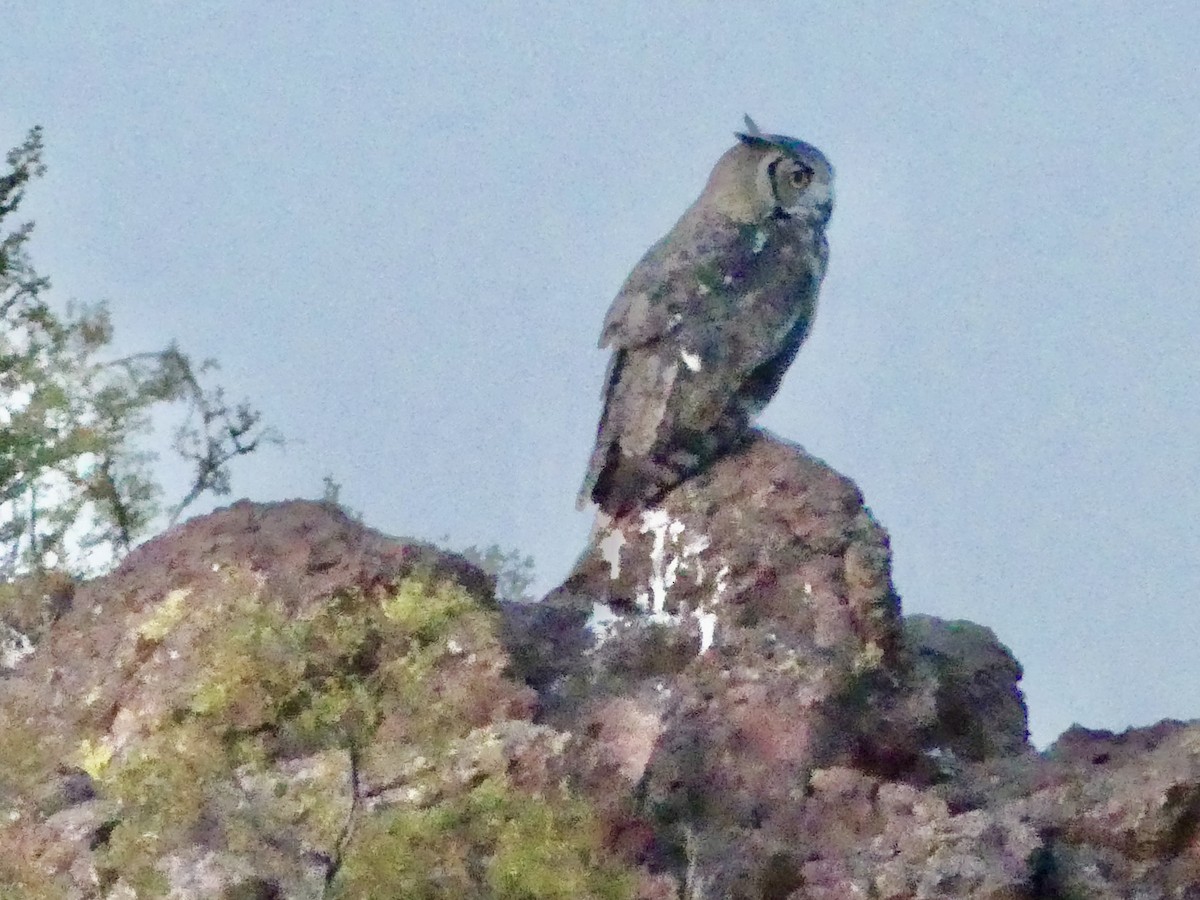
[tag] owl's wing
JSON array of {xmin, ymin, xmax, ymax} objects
[
  {"xmin": 581, "ymin": 212, "xmax": 824, "ymax": 513},
  {"xmin": 598, "ymin": 212, "xmax": 756, "ymax": 351}
]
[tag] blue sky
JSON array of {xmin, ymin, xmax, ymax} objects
[{"xmin": 6, "ymin": 3, "xmax": 1199, "ymax": 746}]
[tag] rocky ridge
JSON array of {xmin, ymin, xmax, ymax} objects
[{"xmin": 1, "ymin": 432, "xmax": 1197, "ymax": 898}]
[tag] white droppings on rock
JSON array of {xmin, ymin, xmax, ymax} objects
[
  {"xmin": 629, "ymin": 511, "xmax": 730, "ymax": 655},
  {"xmin": 599, "ymin": 526, "xmax": 626, "ymax": 580},
  {"xmin": 640, "ymin": 509, "xmax": 675, "ymax": 621},
  {"xmin": 695, "ymin": 608, "xmax": 717, "ymax": 654},
  {"xmin": 680, "ymin": 349, "xmax": 702, "ymax": 372},
  {"xmin": 752, "ymin": 228, "xmax": 769, "ymax": 253},
  {"xmin": 722, "ymin": 274, "xmax": 735, "ymax": 285},
  {"xmin": 715, "ymin": 565, "xmax": 731, "ymax": 600},
  {"xmin": 587, "ymin": 601, "xmax": 622, "ymax": 646},
  {"xmin": 682, "ymin": 535, "xmax": 710, "ymax": 584},
  {"xmin": 665, "ymin": 553, "xmax": 681, "ymax": 594},
  {"xmin": 690, "ymin": 563, "xmax": 729, "ymax": 654}
]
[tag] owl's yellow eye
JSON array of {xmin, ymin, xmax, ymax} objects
[{"xmin": 790, "ymin": 167, "xmax": 813, "ymax": 189}]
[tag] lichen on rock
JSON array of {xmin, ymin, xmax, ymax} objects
[{"xmin": 0, "ymin": 501, "xmax": 640, "ymax": 899}]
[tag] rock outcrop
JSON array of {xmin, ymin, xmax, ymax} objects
[
  {"xmin": 510, "ymin": 432, "xmax": 1200, "ymax": 897},
  {"xmin": 0, "ymin": 501, "xmax": 637, "ymax": 898},
  {"xmin": 2, "ymin": 437, "xmax": 1198, "ymax": 898}
]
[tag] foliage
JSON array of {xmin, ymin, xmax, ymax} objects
[
  {"xmin": 42, "ymin": 573, "xmax": 635, "ymax": 896},
  {"xmin": 459, "ymin": 542, "xmax": 537, "ymax": 603},
  {"xmin": 318, "ymin": 477, "xmax": 535, "ymax": 605},
  {"xmin": 85, "ymin": 574, "xmax": 493, "ymax": 889},
  {"xmin": 0, "ymin": 126, "xmax": 276, "ymax": 580},
  {"xmin": 0, "ymin": 822, "xmax": 78, "ymax": 900},
  {"xmin": 0, "ymin": 705, "xmax": 66, "ymax": 804},
  {"xmin": 317, "ymin": 473, "xmax": 366, "ymax": 524},
  {"xmin": 332, "ymin": 776, "xmax": 634, "ymax": 900}
]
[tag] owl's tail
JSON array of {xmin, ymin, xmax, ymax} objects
[
  {"xmin": 575, "ymin": 439, "xmax": 610, "ymax": 512},
  {"xmin": 578, "ymin": 439, "xmax": 678, "ymax": 517},
  {"xmin": 576, "ymin": 350, "xmax": 674, "ymax": 516},
  {"xmin": 578, "ymin": 349, "xmax": 743, "ymax": 516}
]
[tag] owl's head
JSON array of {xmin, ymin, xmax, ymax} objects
[{"xmin": 702, "ymin": 116, "xmax": 833, "ymax": 226}]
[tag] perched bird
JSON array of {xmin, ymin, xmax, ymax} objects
[{"xmin": 579, "ymin": 117, "xmax": 834, "ymax": 516}]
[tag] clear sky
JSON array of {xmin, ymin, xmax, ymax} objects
[{"xmin": 5, "ymin": 3, "xmax": 1199, "ymax": 747}]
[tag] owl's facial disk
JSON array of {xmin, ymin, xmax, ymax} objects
[
  {"xmin": 703, "ymin": 131, "xmax": 833, "ymax": 225},
  {"xmin": 757, "ymin": 149, "xmax": 833, "ymax": 225}
]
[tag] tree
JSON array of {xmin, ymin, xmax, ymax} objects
[
  {"xmin": 1, "ymin": 126, "xmax": 276, "ymax": 579},
  {"xmin": 458, "ymin": 543, "xmax": 536, "ymax": 604}
]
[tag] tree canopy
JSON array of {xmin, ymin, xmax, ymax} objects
[{"xmin": 1, "ymin": 126, "xmax": 275, "ymax": 579}]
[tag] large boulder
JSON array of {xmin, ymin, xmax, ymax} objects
[{"xmin": 507, "ymin": 432, "xmax": 1199, "ymax": 897}]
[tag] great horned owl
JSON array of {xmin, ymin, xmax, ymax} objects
[{"xmin": 579, "ymin": 117, "xmax": 834, "ymax": 516}]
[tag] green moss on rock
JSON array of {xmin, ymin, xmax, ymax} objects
[
  {"xmin": 41, "ymin": 572, "xmax": 635, "ymax": 896},
  {"xmin": 332, "ymin": 776, "xmax": 634, "ymax": 900}
]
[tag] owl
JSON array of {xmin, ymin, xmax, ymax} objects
[{"xmin": 579, "ymin": 116, "xmax": 834, "ymax": 516}]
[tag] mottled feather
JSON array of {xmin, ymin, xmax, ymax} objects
[{"xmin": 580, "ymin": 123, "xmax": 833, "ymax": 515}]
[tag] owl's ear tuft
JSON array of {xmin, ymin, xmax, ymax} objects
[{"xmin": 736, "ymin": 114, "xmax": 767, "ymax": 145}]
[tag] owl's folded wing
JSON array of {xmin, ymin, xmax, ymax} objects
[{"xmin": 598, "ymin": 211, "xmax": 759, "ymax": 351}]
